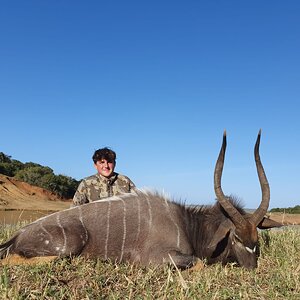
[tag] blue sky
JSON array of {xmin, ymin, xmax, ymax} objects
[{"xmin": 1, "ymin": 1, "xmax": 299, "ymax": 209}]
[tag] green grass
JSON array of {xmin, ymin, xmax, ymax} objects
[{"xmin": 0, "ymin": 224, "xmax": 299, "ymax": 299}]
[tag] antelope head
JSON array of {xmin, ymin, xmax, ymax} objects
[{"xmin": 208, "ymin": 130, "xmax": 281, "ymax": 269}]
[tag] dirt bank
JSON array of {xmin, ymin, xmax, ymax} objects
[{"xmin": 0, "ymin": 174, "xmax": 71, "ymax": 211}]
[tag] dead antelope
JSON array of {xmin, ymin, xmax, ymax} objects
[{"xmin": 0, "ymin": 131, "xmax": 281, "ymax": 269}]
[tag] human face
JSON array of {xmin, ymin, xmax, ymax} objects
[{"xmin": 94, "ymin": 159, "xmax": 115, "ymax": 178}]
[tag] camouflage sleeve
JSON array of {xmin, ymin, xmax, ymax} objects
[
  {"xmin": 125, "ymin": 176, "xmax": 135, "ymax": 191},
  {"xmin": 72, "ymin": 180, "xmax": 89, "ymax": 207},
  {"xmin": 114, "ymin": 174, "xmax": 136, "ymax": 194},
  {"xmin": 129, "ymin": 177, "xmax": 136, "ymax": 190}
]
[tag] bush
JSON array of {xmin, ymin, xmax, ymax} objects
[{"xmin": 0, "ymin": 152, "xmax": 79, "ymax": 199}]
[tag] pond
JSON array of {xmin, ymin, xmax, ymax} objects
[{"xmin": 0, "ymin": 210, "xmax": 56, "ymax": 225}]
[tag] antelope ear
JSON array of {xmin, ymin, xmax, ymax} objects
[
  {"xmin": 245, "ymin": 213, "xmax": 283, "ymax": 229},
  {"xmin": 207, "ymin": 219, "xmax": 234, "ymax": 249},
  {"xmin": 257, "ymin": 217, "xmax": 283, "ymax": 229}
]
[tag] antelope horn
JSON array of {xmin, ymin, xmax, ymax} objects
[
  {"xmin": 214, "ymin": 131, "xmax": 246, "ymax": 226},
  {"xmin": 250, "ymin": 129, "xmax": 270, "ymax": 225}
]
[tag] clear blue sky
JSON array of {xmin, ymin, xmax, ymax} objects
[{"xmin": 1, "ymin": 1, "xmax": 299, "ymax": 209}]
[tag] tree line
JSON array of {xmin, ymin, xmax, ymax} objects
[
  {"xmin": 0, "ymin": 152, "xmax": 79, "ymax": 199},
  {"xmin": 269, "ymin": 205, "xmax": 300, "ymax": 214}
]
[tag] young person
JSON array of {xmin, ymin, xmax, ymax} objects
[{"xmin": 72, "ymin": 147, "xmax": 135, "ymax": 206}]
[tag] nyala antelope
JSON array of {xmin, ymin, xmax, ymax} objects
[{"xmin": 0, "ymin": 131, "xmax": 281, "ymax": 269}]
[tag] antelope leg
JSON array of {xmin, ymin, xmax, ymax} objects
[{"xmin": 167, "ymin": 251, "xmax": 199, "ymax": 270}]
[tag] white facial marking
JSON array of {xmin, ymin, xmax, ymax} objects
[
  {"xmin": 245, "ymin": 246, "xmax": 256, "ymax": 254},
  {"xmin": 45, "ymin": 240, "xmax": 50, "ymax": 245}
]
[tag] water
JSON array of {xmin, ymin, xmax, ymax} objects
[{"xmin": 0, "ymin": 210, "xmax": 55, "ymax": 225}]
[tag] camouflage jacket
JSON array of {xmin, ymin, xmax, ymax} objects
[{"xmin": 72, "ymin": 172, "xmax": 135, "ymax": 206}]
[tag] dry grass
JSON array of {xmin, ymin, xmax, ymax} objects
[{"xmin": 0, "ymin": 224, "xmax": 299, "ymax": 299}]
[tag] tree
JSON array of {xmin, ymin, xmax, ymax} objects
[
  {"xmin": 0, "ymin": 152, "xmax": 12, "ymax": 163},
  {"xmin": 40, "ymin": 173, "xmax": 78, "ymax": 198},
  {"xmin": 14, "ymin": 166, "xmax": 53, "ymax": 186}
]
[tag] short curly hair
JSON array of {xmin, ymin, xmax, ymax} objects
[{"xmin": 92, "ymin": 147, "xmax": 116, "ymax": 164}]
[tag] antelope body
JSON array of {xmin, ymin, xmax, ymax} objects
[{"xmin": 0, "ymin": 131, "xmax": 281, "ymax": 269}]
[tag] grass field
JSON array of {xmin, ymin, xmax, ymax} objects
[{"xmin": 0, "ymin": 224, "xmax": 299, "ymax": 299}]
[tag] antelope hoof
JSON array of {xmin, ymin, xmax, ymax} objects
[{"xmin": 188, "ymin": 258, "xmax": 205, "ymax": 272}]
